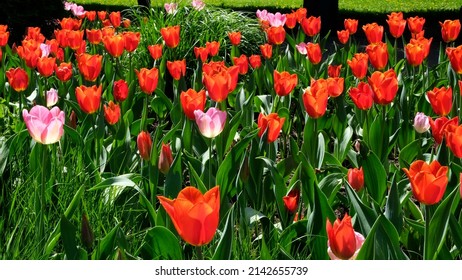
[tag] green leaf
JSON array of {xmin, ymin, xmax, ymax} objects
[
  {"xmin": 356, "ymin": 215, "xmax": 407, "ymax": 260},
  {"xmin": 60, "ymin": 216, "xmax": 78, "ymax": 260},
  {"xmin": 318, "ymin": 172, "xmax": 344, "ymax": 204},
  {"xmin": 140, "ymin": 226, "xmax": 182, "ymax": 260},
  {"xmin": 334, "ymin": 125, "xmax": 353, "ymax": 162},
  {"xmin": 385, "ymin": 172, "xmax": 403, "ymax": 235},
  {"xmin": 360, "ymin": 149, "xmax": 388, "ymax": 205},
  {"xmin": 165, "ymin": 150, "xmax": 183, "ymax": 198},
  {"xmin": 346, "ymin": 185, "xmax": 378, "ymax": 236},
  {"xmin": 398, "ymin": 138, "xmax": 422, "ymax": 169},
  {"xmin": 92, "ymin": 224, "xmax": 119, "ymax": 260},
  {"xmin": 89, "ymin": 174, "xmax": 138, "ymax": 191},
  {"xmin": 213, "ymin": 206, "xmax": 234, "ymax": 260}
]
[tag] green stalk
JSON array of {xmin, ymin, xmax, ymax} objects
[
  {"xmin": 35, "ymin": 144, "xmax": 47, "ymax": 258},
  {"xmin": 208, "ymin": 138, "xmax": 213, "ymax": 189},
  {"xmin": 196, "ymin": 246, "xmax": 204, "ymax": 260},
  {"xmin": 423, "ymin": 204, "xmax": 431, "ymax": 260}
]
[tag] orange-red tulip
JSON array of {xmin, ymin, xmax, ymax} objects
[
  {"xmin": 249, "ymin": 55, "xmax": 262, "ymax": 69},
  {"xmin": 55, "ymin": 62, "xmax": 73, "ymax": 82},
  {"xmin": 103, "ymin": 101, "xmax": 121, "ymax": 125},
  {"xmin": 37, "ymin": 57, "xmax": 56, "ymax": 77},
  {"xmin": 137, "ymin": 131, "xmax": 152, "ymax": 161},
  {"xmin": 103, "ymin": 34, "xmax": 125, "ymax": 57},
  {"xmin": 273, "ymin": 70, "xmax": 298, "ymax": 96},
  {"xmin": 344, "ymin": 18, "xmax": 358, "ymax": 34},
  {"xmin": 403, "ymin": 160, "xmax": 448, "ymax": 205},
  {"xmin": 123, "ymin": 31, "xmax": 141, "ymax": 52},
  {"xmin": 233, "ymin": 54, "xmax": 249, "ymax": 75},
  {"xmin": 446, "ymin": 45, "xmax": 462, "ymax": 74},
  {"xmin": 445, "ymin": 124, "xmax": 462, "ymax": 158},
  {"xmin": 86, "ymin": 29, "xmax": 102, "ymax": 45},
  {"xmin": 67, "ymin": 30, "xmax": 84, "ymax": 51},
  {"xmin": 75, "ymin": 85, "xmax": 102, "ymax": 114},
  {"xmin": 16, "ymin": 39, "xmax": 41, "ymax": 68},
  {"xmin": 25, "ymin": 27, "xmax": 45, "ymax": 43},
  {"xmin": 97, "ymin": 11, "xmax": 107, "ymax": 21},
  {"xmin": 77, "ymin": 53, "xmax": 102, "ymax": 82},
  {"xmin": 347, "ymin": 53, "xmax": 369, "ymax": 80},
  {"xmin": 109, "ymin": 11, "xmax": 121, "ymax": 28},
  {"xmin": 429, "ymin": 116, "xmax": 459, "ymax": 144},
  {"xmin": 260, "ymin": 43, "xmax": 272, "ymax": 59},
  {"xmin": 282, "ymin": 189, "xmax": 300, "ymax": 213},
  {"xmin": 257, "ymin": 112, "xmax": 285, "ymax": 143},
  {"xmin": 122, "ymin": 18, "xmax": 131, "ymax": 28},
  {"xmin": 86, "ymin": 11, "xmax": 96, "ymax": 21},
  {"xmin": 386, "ymin": 12, "xmax": 406, "ymax": 38},
  {"xmin": 167, "ymin": 59, "xmax": 186, "ymax": 80},
  {"xmin": 295, "ymin": 8, "xmax": 307, "ymax": 23},
  {"xmin": 408, "ymin": 16, "xmax": 425, "ymax": 34},
  {"xmin": 337, "ymin": 30, "xmax": 349, "ymax": 44},
  {"xmin": 60, "ymin": 17, "xmax": 81, "ymax": 30},
  {"xmin": 349, "ymin": 82, "xmax": 374, "ymax": 110},
  {"xmin": 411, "ymin": 36, "xmax": 432, "ymax": 59},
  {"xmin": 368, "ymin": 69, "xmax": 398, "ymax": 105},
  {"xmin": 306, "ymin": 42, "xmax": 322, "ymax": 65},
  {"xmin": 285, "ymin": 12, "xmax": 297, "ymax": 29},
  {"xmin": 362, "ymin": 23, "xmax": 383, "ymax": 44},
  {"xmin": 302, "ymin": 78, "xmax": 329, "ymax": 118},
  {"xmin": 440, "ymin": 19, "xmax": 461, "ymax": 43},
  {"xmin": 161, "ymin": 25, "xmax": 180, "ymax": 48},
  {"xmin": 366, "ymin": 42, "xmax": 388, "ymax": 70},
  {"xmin": 203, "ymin": 66, "xmax": 239, "ymax": 102},
  {"xmin": 101, "ymin": 27, "xmax": 115, "ymax": 38},
  {"xmin": 300, "ymin": 16, "xmax": 321, "ymax": 37},
  {"xmin": 347, "ymin": 167, "xmax": 364, "ymax": 191},
  {"xmin": 0, "ymin": 31, "xmax": 9, "ymax": 46},
  {"xmin": 158, "ymin": 142, "xmax": 174, "ymax": 174},
  {"xmin": 148, "ymin": 44, "xmax": 163, "ymax": 60},
  {"xmin": 228, "ymin": 31, "xmax": 241, "ymax": 46},
  {"xmin": 158, "ymin": 186, "xmax": 220, "ymax": 246},
  {"xmin": 6, "ymin": 67, "xmax": 29, "ymax": 92},
  {"xmin": 427, "ymin": 86, "xmax": 452, "ymax": 116},
  {"xmin": 180, "ymin": 89, "xmax": 206, "ymax": 120},
  {"xmin": 113, "ymin": 79, "xmax": 129, "ymax": 102},
  {"xmin": 266, "ymin": 26, "xmax": 286, "ymax": 45},
  {"xmin": 327, "ymin": 77, "xmax": 344, "ymax": 97},
  {"xmin": 328, "ymin": 65, "xmax": 342, "ymax": 78},
  {"xmin": 194, "ymin": 46, "xmax": 209, "ymax": 62},
  {"xmin": 135, "ymin": 67, "xmax": 159, "ymax": 94},
  {"xmin": 326, "ymin": 213, "xmax": 360, "ymax": 260},
  {"xmin": 206, "ymin": 41, "xmax": 220, "ymax": 56},
  {"xmin": 405, "ymin": 42, "xmax": 425, "ymax": 66}
]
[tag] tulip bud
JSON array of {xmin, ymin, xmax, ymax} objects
[
  {"xmin": 81, "ymin": 212, "xmax": 94, "ymax": 251},
  {"xmin": 413, "ymin": 112, "xmax": 430, "ymax": 133},
  {"xmin": 158, "ymin": 142, "xmax": 174, "ymax": 174},
  {"xmin": 137, "ymin": 131, "xmax": 152, "ymax": 161},
  {"xmin": 46, "ymin": 88, "xmax": 59, "ymax": 107},
  {"xmin": 347, "ymin": 167, "xmax": 364, "ymax": 191}
]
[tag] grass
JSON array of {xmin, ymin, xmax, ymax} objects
[{"xmin": 73, "ymin": 0, "xmax": 462, "ymax": 12}]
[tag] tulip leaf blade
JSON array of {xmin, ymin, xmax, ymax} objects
[
  {"xmin": 385, "ymin": 172, "xmax": 403, "ymax": 235},
  {"xmin": 346, "ymin": 184, "xmax": 378, "ymax": 236},
  {"xmin": 60, "ymin": 215, "xmax": 79, "ymax": 260},
  {"xmin": 359, "ymin": 148, "xmax": 387, "ymax": 205},
  {"xmin": 140, "ymin": 226, "xmax": 182, "ymax": 260},
  {"xmin": 212, "ymin": 206, "xmax": 234, "ymax": 260},
  {"xmin": 398, "ymin": 138, "xmax": 422, "ymax": 169}
]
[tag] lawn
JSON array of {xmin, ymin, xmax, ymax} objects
[{"xmin": 73, "ymin": 0, "xmax": 462, "ymax": 12}]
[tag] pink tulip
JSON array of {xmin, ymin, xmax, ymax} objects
[
  {"xmin": 414, "ymin": 112, "xmax": 430, "ymax": 133},
  {"xmin": 194, "ymin": 108, "xmax": 227, "ymax": 138},
  {"xmin": 22, "ymin": 105, "xmax": 65, "ymax": 144},
  {"xmin": 192, "ymin": 0, "xmax": 205, "ymax": 10},
  {"xmin": 267, "ymin": 12, "xmax": 286, "ymax": 27},
  {"xmin": 164, "ymin": 3, "xmax": 178, "ymax": 14},
  {"xmin": 296, "ymin": 42, "xmax": 308, "ymax": 55},
  {"xmin": 46, "ymin": 88, "xmax": 59, "ymax": 107}
]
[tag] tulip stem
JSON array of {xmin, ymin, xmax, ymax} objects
[
  {"xmin": 208, "ymin": 138, "xmax": 213, "ymax": 189},
  {"xmin": 195, "ymin": 246, "xmax": 204, "ymax": 260},
  {"xmin": 35, "ymin": 143, "xmax": 47, "ymax": 258},
  {"xmin": 423, "ymin": 204, "xmax": 431, "ymax": 260}
]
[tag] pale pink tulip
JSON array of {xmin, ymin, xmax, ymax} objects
[
  {"xmin": 267, "ymin": 12, "xmax": 286, "ymax": 27},
  {"xmin": 194, "ymin": 108, "xmax": 227, "ymax": 138},
  {"xmin": 46, "ymin": 88, "xmax": 59, "ymax": 107},
  {"xmin": 192, "ymin": 0, "xmax": 205, "ymax": 10},
  {"xmin": 164, "ymin": 3, "xmax": 178, "ymax": 14},
  {"xmin": 414, "ymin": 112, "xmax": 430, "ymax": 133},
  {"xmin": 256, "ymin": 9, "xmax": 269, "ymax": 21},
  {"xmin": 22, "ymin": 105, "xmax": 65, "ymax": 144},
  {"xmin": 296, "ymin": 42, "xmax": 308, "ymax": 55}
]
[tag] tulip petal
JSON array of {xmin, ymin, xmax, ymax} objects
[{"xmin": 41, "ymin": 116, "xmax": 64, "ymax": 144}]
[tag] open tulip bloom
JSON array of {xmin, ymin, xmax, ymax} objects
[
  {"xmin": 194, "ymin": 108, "xmax": 227, "ymax": 138},
  {"xmin": 22, "ymin": 105, "xmax": 65, "ymax": 145}
]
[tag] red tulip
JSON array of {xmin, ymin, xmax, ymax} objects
[
  {"xmin": 386, "ymin": 12, "xmax": 406, "ymax": 38},
  {"xmin": 109, "ymin": 11, "xmax": 121, "ymax": 28},
  {"xmin": 161, "ymin": 26, "xmax": 180, "ymax": 48},
  {"xmin": 328, "ymin": 65, "xmax": 342, "ymax": 78},
  {"xmin": 55, "ymin": 62, "xmax": 73, "ymax": 82},
  {"xmin": 306, "ymin": 42, "xmax": 322, "ymax": 65},
  {"xmin": 429, "ymin": 116, "xmax": 459, "ymax": 144},
  {"xmin": 180, "ymin": 89, "xmax": 206, "ymax": 120},
  {"xmin": 257, "ymin": 112, "xmax": 285, "ymax": 143},
  {"xmin": 347, "ymin": 167, "xmax": 364, "ymax": 191},
  {"xmin": 273, "ymin": 70, "xmax": 298, "ymax": 96},
  {"xmin": 202, "ymin": 66, "xmax": 239, "ymax": 102},
  {"xmin": 446, "ymin": 45, "xmax": 462, "ymax": 74},
  {"xmin": 158, "ymin": 186, "xmax": 220, "ymax": 246},
  {"xmin": 249, "ymin": 55, "xmax": 262, "ymax": 69},
  {"xmin": 206, "ymin": 41, "xmax": 220, "ymax": 57},
  {"xmin": 194, "ymin": 46, "xmax": 209, "ymax": 62},
  {"xmin": 337, "ymin": 30, "xmax": 350, "ymax": 44},
  {"xmin": 113, "ymin": 79, "xmax": 129, "ymax": 102},
  {"xmin": 405, "ymin": 42, "xmax": 425, "ymax": 66},
  {"xmin": 103, "ymin": 101, "xmax": 121, "ymax": 125},
  {"xmin": 362, "ymin": 23, "xmax": 383, "ymax": 44},
  {"xmin": 366, "ymin": 42, "xmax": 388, "ymax": 70},
  {"xmin": 344, "ymin": 18, "xmax": 358, "ymax": 34},
  {"xmin": 368, "ymin": 69, "xmax": 398, "ymax": 105},
  {"xmin": 86, "ymin": 29, "xmax": 102, "ymax": 45},
  {"xmin": 233, "ymin": 54, "xmax": 249, "ymax": 75},
  {"xmin": 148, "ymin": 44, "xmax": 163, "ymax": 60},
  {"xmin": 77, "ymin": 53, "xmax": 103, "ymax": 82},
  {"xmin": 167, "ymin": 59, "xmax": 186, "ymax": 80},
  {"xmin": 137, "ymin": 131, "xmax": 152, "ymax": 161},
  {"xmin": 408, "ymin": 16, "xmax": 425, "ymax": 35},
  {"xmin": 326, "ymin": 77, "xmax": 344, "ymax": 98},
  {"xmin": 37, "ymin": 57, "xmax": 56, "ymax": 77},
  {"xmin": 302, "ymin": 78, "xmax": 329, "ymax": 118},
  {"xmin": 285, "ymin": 12, "xmax": 297, "ymax": 29},
  {"xmin": 282, "ymin": 189, "xmax": 300, "ymax": 213},
  {"xmin": 266, "ymin": 26, "xmax": 286, "ymax": 45},
  {"xmin": 103, "ymin": 34, "xmax": 125, "ymax": 57},
  {"xmin": 123, "ymin": 31, "xmax": 141, "ymax": 52},
  {"xmin": 260, "ymin": 43, "xmax": 272, "ymax": 59},
  {"xmin": 349, "ymin": 82, "xmax": 374, "ymax": 110},
  {"xmin": 6, "ymin": 67, "xmax": 29, "ymax": 92},
  {"xmin": 427, "ymin": 86, "xmax": 452, "ymax": 116},
  {"xmin": 327, "ymin": 214, "xmax": 364, "ymax": 260},
  {"xmin": 228, "ymin": 31, "xmax": 241, "ymax": 46},
  {"xmin": 440, "ymin": 19, "xmax": 461, "ymax": 43},
  {"xmin": 135, "ymin": 68, "xmax": 159, "ymax": 95},
  {"xmin": 158, "ymin": 142, "xmax": 174, "ymax": 174},
  {"xmin": 347, "ymin": 53, "xmax": 369, "ymax": 80},
  {"xmin": 300, "ymin": 16, "xmax": 321, "ymax": 37},
  {"xmin": 446, "ymin": 124, "xmax": 462, "ymax": 157},
  {"xmin": 75, "ymin": 85, "xmax": 102, "ymax": 114}
]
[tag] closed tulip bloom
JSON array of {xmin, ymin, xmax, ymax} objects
[
  {"xmin": 403, "ymin": 160, "xmax": 448, "ymax": 205},
  {"xmin": 302, "ymin": 79, "xmax": 329, "ymax": 118},
  {"xmin": 148, "ymin": 44, "xmax": 163, "ymax": 60},
  {"xmin": 206, "ymin": 41, "xmax": 220, "ymax": 56},
  {"xmin": 77, "ymin": 53, "xmax": 102, "ymax": 82},
  {"xmin": 408, "ymin": 16, "xmax": 425, "ymax": 34},
  {"xmin": 161, "ymin": 25, "xmax": 180, "ymax": 48},
  {"xmin": 75, "ymin": 85, "xmax": 102, "ymax": 114},
  {"xmin": 327, "ymin": 77, "xmax": 344, "ymax": 97},
  {"xmin": 158, "ymin": 186, "xmax": 220, "ymax": 246},
  {"xmin": 103, "ymin": 34, "xmax": 125, "ymax": 57},
  {"xmin": 347, "ymin": 167, "xmax": 364, "ymax": 191},
  {"xmin": 295, "ymin": 42, "xmax": 308, "ymax": 55},
  {"xmin": 135, "ymin": 67, "xmax": 159, "ymax": 95},
  {"xmin": 194, "ymin": 46, "xmax": 209, "ymax": 62},
  {"xmin": 283, "ymin": 189, "xmax": 300, "ymax": 213},
  {"xmin": 123, "ymin": 31, "xmax": 141, "ymax": 52},
  {"xmin": 249, "ymin": 55, "xmax": 262, "ymax": 69},
  {"xmin": 260, "ymin": 43, "xmax": 273, "ymax": 59},
  {"xmin": 387, "ymin": 12, "xmax": 406, "ymax": 38},
  {"xmin": 328, "ymin": 65, "xmax": 342, "ymax": 78},
  {"xmin": 257, "ymin": 112, "xmax": 285, "ymax": 143},
  {"xmin": 285, "ymin": 12, "xmax": 297, "ymax": 29},
  {"xmin": 306, "ymin": 42, "xmax": 322, "ymax": 65},
  {"xmin": 349, "ymin": 82, "xmax": 374, "ymax": 110},
  {"xmin": 411, "ymin": 37, "xmax": 432, "ymax": 59},
  {"xmin": 97, "ymin": 11, "xmax": 107, "ymax": 21},
  {"xmin": 103, "ymin": 101, "xmax": 120, "ymax": 125},
  {"xmin": 167, "ymin": 59, "xmax": 186, "ymax": 80},
  {"xmin": 344, "ymin": 18, "xmax": 358, "ymax": 34},
  {"xmin": 0, "ymin": 31, "xmax": 9, "ymax": 46},
  {"xmin": 445, "ymin": 124, "xmax": 462, "ymax": 158},
  {"xmin": 137, "ymin": 131, "xmax": 152, "ymax": 161},
  {"xmin": 46, "ymin": 88, "xmax": 58, "ymax": 107},
  {"xmin": 192, "ymin": 0, "xmax": 205, "ymax": 10},
  {"xmin": 366, "ymin": 42, "xmax": 388, "ymax": 70},
  {"xmin": 368, "ymin": 69, "xmax": 398, "ymax": 105},
  {"xmin": 6, "ymin": 67, "xmax": 29, "ymax": 92},
  {"xmin": 327, "ymin": 214, "xmax": 365, "ymax": 260},
  {"xmin": 60, "ymin": 17, "xmax": 82, "ymax": 30},
  {"xmin": 440, "ymin": 19, "xmax": 461, "ymax": 43},
  {"xmin": 55, "ymin": 62, "xmax": 73, "ymax": 82},
  {"xmin": 194, "ymin": 108, "xmax": 227, "ymax": 138},
  {"xmin": 413, "ymin": 112, "xmax": 431, "ymax": 133},
  {"xmin": 22, "ymin": 105, "xmax": 65, "ymax": 145},
  {"xmin": 233, "ymin": 54, "xmax": 249, "ymax": 75},
  {"xmin": 228, "ymin": 31, "xmax": 241, "ymax": 46},
  {"xmin": 347, "ymin": 53, "xmax": 369, "ymax": 80},
  {"xmin": 113, "ymin": 79, "xmax": 129, "ymax": 102},
  {"xmin": 86, "ymin": 11, "xmax": 96, "ymax": 21},
  {"xmin": 158, "ymin": 142, "xmax": 174, "ymax": 174},
  {"xmin": 301, "ymin": 16, "xmax": 321, "ymax": 37},
  {"xmin": 86, "ymin": 29, "xmax": 102, "ymax": 45},
  {"xmin": 337, "ymin": 30, "xmax": 349, "ymax": 44},
  {"xmin": 180, "ymin": 89, "xmax": 206, "ymax": 120},
  {"xmin": 37, "ymin": 57, "xmax": 56, "ymax": 77},
  {"xmin": 429, "ymin": 116, "xmax": 459, "ymax": 144},
  {"xmin": 362, "ymin": 23, "xmax": 383, "ymax": 44},
  {"xmin": 295, "ymin": 7, "xmax": 307, "ymax": 22},
  {"xmin": 446, "ymin": 46, "xmax": 462, "ymax": 74},
  {"xmin": 109, "ymin": 11, "xmax": 121, "ymax": 28},
  {"xmin": 405, "ymin": 42, "xmax": 425, "ymax": 66},
  {"xmin": 274, "ymin": 70, "xmax": 298, "ymax": 96},
  {"xmin": 66, "ymin": 30, "xmax": 84, "ymax": 51},
  {"xmin": 266, "ymin": 26, "xmax": 286, "ymax": 45},
  {"xmin": 202, "ymin": 66, "xmax": 239, "ymax": 102},
  {"xmin": 25, "ymin": 27, "xmax": 45, "ymax": 43},
  {"xmin": 101, "ymin": 26, "xmax": 115, "ymax": 38},
  {"xmin": 427, "ymin": 86, "xmax": 452, "ymax": 116}
]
